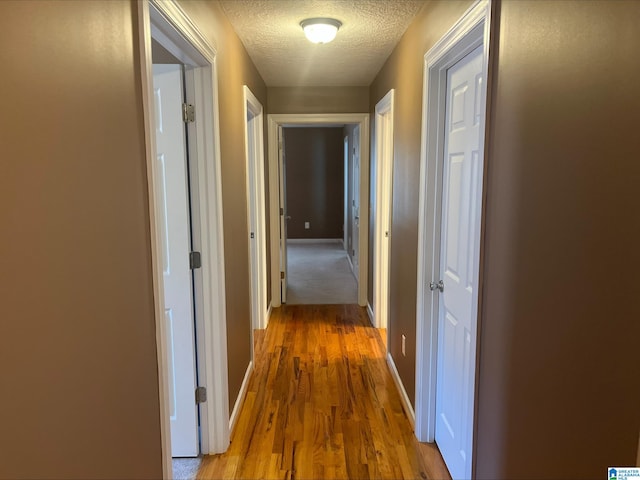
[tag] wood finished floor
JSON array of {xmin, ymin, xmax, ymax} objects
[{"xmin": 197, "ymin": 304, "xmax": 451, "ymax": 480}]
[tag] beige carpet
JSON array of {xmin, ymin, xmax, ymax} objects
[
  {"xmin": 286, "ymin": 240, "xmax": 358, "ymax": 304},
  {"xmin": 172, "ymin": 457, "xmax": 201, "ymax": 480}
]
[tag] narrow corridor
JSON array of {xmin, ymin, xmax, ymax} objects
[{"xmin": 197, "ymin": 305, "xmax": 450, "ymax": 480}]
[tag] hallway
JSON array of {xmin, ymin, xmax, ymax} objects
[{"xmin": 197, "ymin": 305, "xmax": 450, "ymax": 480}]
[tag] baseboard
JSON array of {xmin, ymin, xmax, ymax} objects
[
  {"xmin": 346, "ymin": 253, "xmax": 356, "ymax": 276},
  {"xmin": 366, "ymin": 303, "xmax": 374, "ymax": 326},
  {"xmin": 386, "ymin": 352, "xmax": 416, "ymax": 428},
  {"xmin": 264, "ymin": 303, "xmax": 272, "ymax": 328},
  {"xmin": 229, "ymin": 361, "xmax": 253, "ymax": 436},
  {"xmin": 287, "ymin": 238, "xmax": 342, "ymax": 244}
]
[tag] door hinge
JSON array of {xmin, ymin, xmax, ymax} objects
[
  {"xmin": 189, "ymin": 251, "xmax": 202, "ymax": 269},
  {"xmin": 195, "ymin": 386, "xmax": 207, "ymax": 404},
  {"xmin": 280, "ymin": 271, "xmax": 285, "ymax": 280},
  {"xmin": 280, "ymin": 207, "xmax": 284, "ymax": 215},
  {"xmin": 182, "ymin": 103, "xmax": 195, "ymax": 123}
]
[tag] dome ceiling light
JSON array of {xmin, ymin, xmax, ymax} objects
[{"xmin": 300, "ymin": 18, "xmax": 342, "ymax": 44}]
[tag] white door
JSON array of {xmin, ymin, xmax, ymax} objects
[
  {"xmin": 434, "ymin": 45, "xmax": 484, "ymax": 479},
  {"xmin": 351, "ymin": 125, "xmax": 360, "ymax": 278},
  {"xmin": 152, "ymin": 64, "xmax": 199, "ymax": 457},
  {"xmin": 374, "ymin": 90, "xmax": 394, "ymax": 331},
  {"xmin": 245, "ymin": 89, "xmax": 266, "ymax": 331},
  {"xmin": 277, "ymin": 126, "xmax": 288, "ymax": 303},
  {"xmin": 343, "ymin": 136, "xmax": 349, "ymax": 251}
]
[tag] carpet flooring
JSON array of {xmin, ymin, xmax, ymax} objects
[
  {"xmin": 172, "ymin": 457, "xmax": 201, "ymax": 480},
  {"xmin": 286, "ymin": 240, "xmax": 358, "ymax": 304}
]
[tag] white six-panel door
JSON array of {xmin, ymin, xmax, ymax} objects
[
  {"xmin": 435, "ymin": 45, "xmax": 484, "ymax": 479},
  {"xmin": 152, "ymin": 64, "xmax": 199, "ymax": 457}
]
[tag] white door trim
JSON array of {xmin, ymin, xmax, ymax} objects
[
  {"xmin": 373, "ymin": 89, "xmax": 395, "ymax": 330},
  {"xmin": 267, "ymin": 113, "xmax": 370, "ymax": 308},
  {"xmin": 243, "ymin": 86, "xmax": 268, "ymax": 331},
  {"xmin": 414, "ymin": 0, "xmax": 491, "ymax": 466},
  {"xmin": 138, "ymin": 1, "xmax": 230, "ymax": 476}
]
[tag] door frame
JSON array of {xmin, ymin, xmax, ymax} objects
[
  {"xmin": 373, "ymin": 89, "xmax": 395, "ymax": 330},
  {"xmin": 414, "ymin": 0, "xmax": 492, "ymax": 469},
  {"xmin": 267, "ymin": 113, "xmax": 370, "ymax": 308},
  {"xmin": 243, "ymin": 86, "xmax": 268, "ymax": 331},
  {"xmin": 138, "ymin": 1, "xmax": 230, "ymax": 476}
]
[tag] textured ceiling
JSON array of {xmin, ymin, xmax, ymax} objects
[{"xmin": 219, "ymin": 1, "xmax": 424, "ymax": 87}]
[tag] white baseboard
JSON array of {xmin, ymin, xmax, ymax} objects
[
  {"xmin": 264, "ymin": 303, "xmax": 272, "ymax": 329},
  {"xmin": 346, "ymin": 253, "xmax": 356, "ymax": 275},
  {"xmin": 366, "ymin": 303, "xmax": 374, "ymax": 326},
  {"xmin": 229, "ymin": 361, "xmax": 253, "ymax": 436},
  {"xmin": 287, "ymin": 238, "xmax": 342, "ymax": 244},
  {"xmin": 386, "ymin": 352, "xmax": 416, "ymax": 428}
]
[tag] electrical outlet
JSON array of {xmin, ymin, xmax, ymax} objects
[
  {"xmin": 401, "ymin": 334, "xmax": 406, "ymax": 356},
  {"xmin": 304, "ymin": 221, "xmax": 310, "ymax": 229}
]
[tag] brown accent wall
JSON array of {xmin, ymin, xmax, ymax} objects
[
  {"xmin": 475, "ymin": 1, "xmax": 640, "ymax": 477},
  {"xmin": 369, "ymin": 0, "xmax": 474, "ymax": 407},
  {"xmin": 269, "ymin": 86, "xmax": 369, "ymax": 114},
  {"xmin": 175, "ymin": 0, "xmax": 268, "ymax": 411},
  {"xmin": 0, "ymin": 1, "xmax": 162, "ymax": 478},
  {"xmin": 284, "ymin": 128, "xmax": 345, "ymax": 239}
]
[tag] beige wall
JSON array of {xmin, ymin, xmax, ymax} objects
[
  {"xmin": 475, "ymin": 1, "xmax": 640, "ymax": 477},
  {"xmin": 175, "ymin": 0, "xmax": 268, "ymax": 411},
  {"xmin": 268, "ymin": 86, "xmax": 369, "ymax": 114},
  {"xmin": 0, "ymin": 1, "xmax": 162, "ymax": 478},
  {"xmin": 369, "ymin": 0, "xmax": 474, "ymax": 407}
]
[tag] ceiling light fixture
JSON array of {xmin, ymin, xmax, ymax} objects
[{"xmin": 300, "ymin": 18, "xmax": 342, "ymax": 44}]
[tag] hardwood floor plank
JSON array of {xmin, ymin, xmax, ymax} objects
[{"xmin": 197, "ymin": 304, "xmax": 451, "ymax": 480}]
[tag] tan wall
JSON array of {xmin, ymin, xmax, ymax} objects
[
  {"xmin": 0, "ymin": 1, "xmax": 162, "ymax": 478},
  {"xmin": 475, "ymin": 1, "xmax": 640, "ymax": 477},
  {"xmin": 175, "ymin": 0, "xmax": 268, "ymax": 411},
  {"xmin": 369, "ymin": 0, "xmax": 474, "ymax": 407},
  {"xmin": 268, "ymin": 86, "xmax": 369, "ymax": 114}
]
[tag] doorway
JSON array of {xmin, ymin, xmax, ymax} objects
[
  {"xmin": 279, "ymin": 126, "xmax": 355, "ymax": 305},
  {"xmin": 350, "ymin": 125, "xmax": 361, "ymax": 280},
  {"xmin": 373, "ymin": 90, "xmax": 395, "ymax": 331},
  {"xmin": 414, "ymin": 1, "xmax": 492, "ymax": 479},
  {"xmin": 151, "ymin": 63, "xmax": 199, "ymax": 458},
  {"xmin": 268, "ymin": 114, "xmax": 370, "ymax": 309},
  {"xmin": 243, "ymin": 86, "xmax": 268, "ymax": 331},
  {"xmin": 138, "ymin": 1, "xmax": 230, "ymax": 476}
]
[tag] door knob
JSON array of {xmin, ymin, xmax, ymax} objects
[
  {"xmin": 429, "ymin": 280, "xmax": 444, "ymax": 292},
  {"xmin": 286, "ymin": 216, "xmax": 292, "ymax": 221}
]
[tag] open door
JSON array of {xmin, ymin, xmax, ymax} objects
[
  {"xmin": 277, "ymin": 126, "xmax": 288, "ymax": 303},
  {"xmin": 351, "ymin": 125, "xmax": 361, "ymax": 278},
  {"xmin": 244, "ymin": 86, "xmax": 267, "ymax": 330},
  {"xmin": 152, "ymin": 64, "xmax": 199, "ymax": 457}
]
